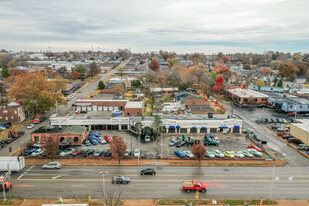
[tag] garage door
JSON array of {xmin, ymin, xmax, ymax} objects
[
  {"xmin": 209, "ymin": 128, "xmax": 217, "ymax": 133},
  {"xmin": 109, "ymin": 106, "xmax": 113, "ymax": 111},
  {"xmin": 82, "ymin": 106, "xmax": 87, "ymax": 111},
  {"xmin": 104, "ymin": 107, "xmax": 108, "ymax": 111},
  {"xmin": 87, "ymin": 106, "xmax": 92, "ymax": 111},
  {"xmin": 92, "ymin": 106, "xmax": 97, "ymax": 111},
  {"xmin": 98, "ymin": 106, "xmax": 103, "ymax": 111},
  {"xmin": 180, "ymin": 128, "xmax": 187, "ymax": 133}
]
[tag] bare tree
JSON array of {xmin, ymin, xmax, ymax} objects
[
  {"xmin": 98, "ymin": 181, "xmax": 124, "ymax": 206},
  {"xmin": 110, "ymin": 136, "xmax": 127, "ymax": 164},
  {"xmin": 114, "ymin": 84, "xmax": 125, "ymax": 97},
  {"xmin": 41, "ymin": 135, "xmax": 59, "ymax": 161},
  {"xmin": 89, "ymin": 62, "xmax": 101, "ymax": 77},
  {"xmin": 191, "ymin": 142, "xmax": 206, "ymax": 165}
]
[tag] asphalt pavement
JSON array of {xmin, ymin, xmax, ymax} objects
[
  {"xmin": 7, "ymin": 165, "xmax": 309, "ymax": 199},
  {"xmin": 225, "ymin": 102, "xmax": 309, "ymax": 167}
]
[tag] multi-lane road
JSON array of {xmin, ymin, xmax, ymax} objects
[{"xmin": 6, "ymin": 165, "xmax": 309, "ymax": 199}]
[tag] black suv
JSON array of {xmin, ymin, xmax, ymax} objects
[{"xmin": 140, "ymin": 168, "xmax": 156, "ymax": 175}]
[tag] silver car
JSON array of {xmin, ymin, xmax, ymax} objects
[
  {"xmin": 42, "ymin": 162, "xmax": 62, "ymax": 169},
  {"xmin": 112, "ymin": 176, "xmax": 130, "ymax": 184},
  {"xmin": 206, "ymin": 150, "xmax": 215, "ymax": 158}
]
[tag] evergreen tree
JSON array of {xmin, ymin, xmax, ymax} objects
[
  {"xmin": 1, "ymin": 67, "xmax": 9, "ymax": 78},
  {"xmin": 98, "ymin": 80, "xmax": 105, "ymax": 90}
]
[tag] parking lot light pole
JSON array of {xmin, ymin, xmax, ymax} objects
[
  {"xmin": 269, "ymin": 160, "xmax": 275, "ymax": 199},
  {"xmin": 99, "ymin": 171, "xmax": 108, "ymax": 196}
]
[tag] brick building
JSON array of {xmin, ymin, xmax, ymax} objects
[
  {"xmin": 124, "ymin": 101, "xmax": 144, "ymax": 116},
  {"xmin": 227, "ymin": 88, "xmax": 269, "ymax": 105},
  {"xmin": 75, "ymin": 99, "xmax": 129, "ymax": 112},
  {"xmin": 31, "ymin": 125, "xmax": 87, "ymax": 146},
  {"xmin": 0, "ymin": 101, "xmax": 25, "ymax": 123}
]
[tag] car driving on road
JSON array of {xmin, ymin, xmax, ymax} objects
[
  {"xmin": 112, "ymin": 176, "xmax": 130, "ymax": 184},
  {"xmin": 42, "ymin": 162, "xmax": 62, "ymax": 169},
  {"xmin": 140, "ymin": 168, "xmax": 156, "ymax": 175}
]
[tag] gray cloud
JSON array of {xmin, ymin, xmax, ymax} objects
[{"xmin": 0, "ymin": 0, "xmax": 308, "ymax": 53}]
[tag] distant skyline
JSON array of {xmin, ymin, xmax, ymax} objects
[{"xmin": 0, "ymin": 0, "xmax": 309, "ymax": 54}]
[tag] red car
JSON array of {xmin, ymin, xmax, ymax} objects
[
  {"xmin": 72, "ymin": 149, "xmax": 84, "ymax": 156},
  {"xmin": 247, "ymin": 145, "xmax": 262, "ymax": 152},
  {"xmin": 277, "ymin": 132, "xmax": 290, "ymax": 136},
  {"xmin": 104, "ymin": 135, "xmax": 113, "ymax": 143},
  {"xmin": 33, "ymin": 117, "xmax": 40, "ymax": 124}
]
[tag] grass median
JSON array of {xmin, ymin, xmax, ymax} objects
[{"xmin": 158, "ymin": 199, "xmax": 278, "ymax": 205}]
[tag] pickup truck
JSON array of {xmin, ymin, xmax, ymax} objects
[{"xmin": 182, "ymin": 180, "xmax": 207, "ymax": 193}]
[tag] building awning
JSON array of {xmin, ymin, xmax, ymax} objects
[
  {"xmin": 163, "ymin": 126, "xmax": 166, "ymax": 129},
  {"xmin": 191, "ymin": 127, "xmax": 196, "ymax": 129},
  {"xmin": 176, "ymin": 125, "xmax": 181, "ymax": 129},
  {"xmin": 201, "ymin": 127, "xmax": 207, "ymax": 129},
  {"xmin": 233, "ymin": 126, "xmax": 240, "ymax": 128},
  {"xmin": 169, "ymin": 126, "xmax": 175, "ymax": 129},
  {"xmin": 219, "ymin": 125, "xmax": 228, "ymax": 129}
]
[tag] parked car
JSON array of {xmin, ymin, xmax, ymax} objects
[
  {"xmin": 140, "ymin": 168, "xmax": 156, "ymax": 175},
  {"xmin": 174, "ymin": 150, "xmax": 186, "ymax": 158},
  {"xmin": 169, "ymin": 140, "xmax": 178, "ymax": 146},
  {"xmin": 282, "ymin": 134, "xmax": 293, "ymax": 139},
  {"xmin": 231, "ymin": 151, "xmax": 244, "ymax": 158},
  {"xmin": 82, "ymin": 149, "xmax": 95, "ymax": 157},
  {"xmin": 134, "ymin": 149, "xmax": 141, "ymax": 158},
  {"xmin": 288, "ymin": 138, "xmax": 302, "ymax": 145},
  {"xmin": 112, "ymin": 176, "xmax": 130, "ymax": 184},
  {"xmin": 206, "ymin": 150, "xmax": 215, "ymax": 158},
  {"xmin": 27, "ymin": 124, "xmax": 35, "ymax": 129},
  {"xmin": 71, "ymin": 149, "xmax": 84, "ymax": 156},
  {"xmin": 247, "ymin": 145, "xmax": 262, "ymax": 152},
  {"xmin": 176, "ymin": 141, "xmax": 186, "ymax": 148},
  {"xmin": 211, "ymin": 150, "xmax": 224, "ymax": 158},
  {"xmin": 277, "ymin": 132, "xmax": 290, "ymax": 136},
  {"xmin": 248, "ymin": 149, "xmax": 263, "ymax": 157},
  {"xmin": 33, "ymin": 142, "xmax": 41, "ymax": 148},
  {"xmin": 298, "ymin": 144, "xmax": 309, "ymax": 150},
  {"xmin": 93, "ymin": 149, "xmax": 105, "ymax": 157},
  {"xmin": 252, "ymin": 134, "xmax": 261, "ymax": 142},
  {"xmin": 97, "ymin": 136, "xmax": 107, "ymax": 144},
  {"xmin": 223, "ymin": 151, "xmax": 235, "ymax": 158},
  {"xmin": 103, "ymin": 149, "xmax": 111, "ymax": 157},
  {"xmin": 24, "ymin": 148, "xmax": 38, "ymax": 156},
  {"xmin": 89, "ymin": 138, "xmax": 98, "ymax": 145},
  {"xmin": 42, "ymin": 162, "xmax": 62, "ymax": 169},
  {"xmin": 243, "ymin": 128, "xmax": 254, "ymax": 134},
  {"xmin": 124, "ymin": 150, "xmax": 131, "ymax": 157},
  {"xmin": 90, "ymin": 131, "xmax": 101, "ymax": 137},
  {"xmin": 277, "ymin": 127, "xmax": 289, "ymax": 132},
  {"xmin": 104, "ymin": 135, "xmax": 113, "ymax": 143},
  {"xmin": 184, "ymin": 150, "xmax": 194, "ymax": 158},
  {"xmin": 59, "ymin": 149, "xmax": 75, "ymax": 156},
  {"xmin": 241, "ymin": 150, "xmax": 254, "ymax": 158},
  {"xmin": 83, "ymin": 139, "xmax": 91, "ymax": 146}
]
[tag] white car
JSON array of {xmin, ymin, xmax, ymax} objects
[
  {"xmin": 206, "ymin": 151, "xmax": 215, "ymax": 158},
  {"xmin": 184, "ymin": 150, "xmax": 194, "ymax": 158},
  {"xmin": 242, "ymin": 150, "xmax": 254, "ymax": 158},
  {"xmin": 27, "ymin": 124, "xmax": 35, "ymax": 129},
  {"xmin": 134, "ymin": 149, "xmax": 141, "ymax": 158},
  {"xmin": 232, "ymin": 151, "xmax": 245, "ymax": 158},
  {"xmin": 33, "ymin": 142, "xmax": 41, "ymax": 148},
  {"xmin": 212, "ymin": 150, "xmax": 225, "ymax": 158}
]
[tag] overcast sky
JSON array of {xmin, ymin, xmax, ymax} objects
[{"xmin": 0, "ymin": 0, "xmax": 308, "ymax": 54}]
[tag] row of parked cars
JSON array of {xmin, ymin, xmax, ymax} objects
[
  {"xmin": 276, "ymin": 132, "xmax": 309, "ymax": 153},
  {"xmin": 169, "ymin": 134, "xmax": 220, "ymax": 148},
  {"xmin": 0, "ymin": 123, "xmax": 11, "ymax": 132},
  {"xmin": 83, "ymin": 130, "xmax": 113, "ymax": 146},
  {"xmin": 265, "ymin": 117, "xmax": 288, "ymax": 124}
]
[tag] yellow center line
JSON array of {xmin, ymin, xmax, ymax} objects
[{"xmin": 17, "ymin": 178, "xmax": 309, "ymax": 182}]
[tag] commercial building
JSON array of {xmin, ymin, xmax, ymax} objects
[
  {"xmin": 50, "ymin": 114, "xmax": 242, "ymax": 134},
  {"xmin": 227, "ymin": 88, "xmax": 268, "ymax": 105},
  {"xmin": 31, "ymin": 125, "xmax": 88, "ymax": 146},
  {"xmin": 123, "ymin": 101, "xmax": 144, "ymax": 116},
  {"xmin": 265, "ymin": 92, "xmax": 309, "ymax": 113},
  {"xmin": 290, "ymin": 119, "xmax": 309, "ymax": 146},
  {"xmin": 75, "ymin": 99, "xmax": 128, "ymax": 112}
]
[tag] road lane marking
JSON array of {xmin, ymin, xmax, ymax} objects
[
  {"xmin": 17, "ymin": 174, "xmax": 24, "ymax": 180},
  {"xmin": 72, "ymin": 185, "xmax": 85, "ymax": 187},
  {"xmin": 274, "ymin": 177, "xmax": 280, "ymax": 181},
  {"xmin": 288, "ymin": 176, "xmax": 293, "ymax": 180},
  {"xmin": 52, "ymin": 175, "xmax": 62, "ymax": 179}
]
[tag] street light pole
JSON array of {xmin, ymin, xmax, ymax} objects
[{"xmin": 269, "ymin": 160, "xmax": 275, "ymax": 199}]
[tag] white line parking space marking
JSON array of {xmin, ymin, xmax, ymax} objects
[
  {"xmin": 17, "ymin": 174, "xmax": 24, "ymax": 180},
  {"xmin": 52, "ymin": 175, "xmax": 62, "ymax": 179},
  {"xmin": 17, "ymin": 165, "xmax": 35, "ymax": 180}
]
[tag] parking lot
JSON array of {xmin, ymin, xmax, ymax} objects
[{"xmin": 53, "ymin": 130, "xmax": 267, "ymax": 159}]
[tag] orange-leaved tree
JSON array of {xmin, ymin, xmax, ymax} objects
[
  {"xmin": 70, "ymin": 71, "xmax": 80, "ymax": 80},
  {"xmin": 191, "ymin": 142, "xmax": 206, "ymax": 165},
  {"xmin": 278, "ymin": 62, "xmax": 299, "ymax": 81},
  {"xmin": 110, "ymin": 136, "xmax": 127, "ymax": 164},
  {"xmin": 9, "ymin": 72, "xmax": 66, "ymax": 114},
  {"xmin": 148, "ymin": 59, "xmax": 160, "ymax": 71}
]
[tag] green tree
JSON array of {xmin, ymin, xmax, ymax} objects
[
  {"xmin": 57, "ymin": 66, "xmax": 67, "ymax": 76},
  {"xmin": 210, "ymin": 72, "xmax": 217, "ymax": 81},
  {"xmin": 98, "ymin": 80, "xmax": 105, "ymax": 90},
  {"xmin": 1, "ymin": 67, "xmax": 9, "ymax": 78},
  {"xmin": 134, "ymin": 122, "xmax": 143, "ymax": 138},
  {"xmin": 277, "ymin": 79, "xmax": 283, "ymax": 87},
  {"xmin": 151, "ymin": 115, "xmax": 163, "ymax": 138},
  {"xmin": 131, "ymin": 80, "xmax": 141, "ymax": 88},
  {"xmin": 75, "ymin": 64, "xmax": 85, "ymax": 74}
]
